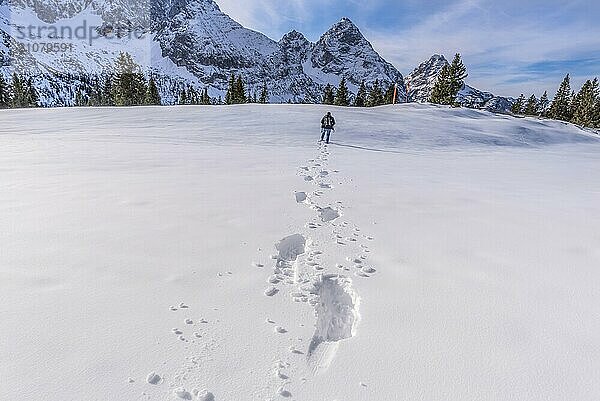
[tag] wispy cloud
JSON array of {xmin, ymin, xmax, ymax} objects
[{"xmin": 214, "ymin": 0, "xmax": 600, "ymax": 97}]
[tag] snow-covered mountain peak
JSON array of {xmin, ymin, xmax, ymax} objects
[
  {"xmin": 279, "ymin": 30, "xmax": 309, "ymax": 46},
  {"xmin": 308, "ymin": 17, "xmax": 405, "ymax": 92},
  {"xmin": 406, "ymin": 53, "xmax": 514, "ymax": 111},
  {"xmin": 0, "ymin": 2, "xmax": 511, "ymax": 109},
  {"xmin": 405, "ymin": 54, "xmax": 449, "ymax": 102},
  {"xmin": 320, "ymin": 17, "xmax": 363, "ymax": 46}
]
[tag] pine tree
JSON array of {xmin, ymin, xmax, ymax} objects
[
  {"xmin": 200, "ymin": 88, "xmax": 211, "ymax": 105},
  {"xmin": 225, "ymin": 73, "xmax": 235, "ymax": 105},
  {"xmin": 259, "ymin": 83, "xmax": 268, "ymax": 104},
  {"xmin": 429, "ymin": 64, "xmax": 451, "ymax": 105},
  {"xmin": 87, "ymin": 77, "xmax": 102, "ymax": 106},
  {"xmin": 101, "ymin": 74, "xmax": 114, "ymax": 106},
  {"xmin": 234, "ymin": 75, "xmax": 246, "ymax": 104},
  {"xmin": 354, "ymin": 81, "xmax": 366, "ymax": 107},
  {"xmin": 523, "ymin": 94, "xmax": 538, "ymax": 116},
  {"xmin": 594, "ymin": 87, "xmax": 600, "ymax": 128},
  {"xmin": 572, "ymin": 78, "xmax": 599, "ymax": 128},
  {"xmin": 567, "ymin": 90, "xmax": 578, "ymax": 122},
  {"xmin": 75, "ymin": 88, "xmax": 87, "ymax": 106},
  {"xmin": 10, "ymin": 74, "xmax": 37, "ymax": 108},
  {"xmin": 11, "ymin": 74, "xmax": 24, "ymax": 108},
  {"xmin": 0, "ymin": 74, "xmax": 11, "ymax": 108},
  {"xmin": 448, "ymin": 53, "xmax": 468, "ymax": 104},
  {"xmin": 145, "ymin": 76, "xmax": 161, "ymax": 105},
  {"xmin": 334, "ymin": 77, "xmax": 350, "ymax": 106},
  {"xmin": 112, "ymin": 52, "xmax": 147, "ymax": 106},
  {"xmin": 429, "ymin": 54, "xmax": 468, "ymax": 106},
  {"xmin": 26, "ymin": 78, "xmax": 38, "ymax": 107},
  {"xmin": 511, "ymin": 94, "xmax": 525, "ymax": 114},
  {"xmin": 538, "ymin": 91, "xmax": 549, "ymax": 117},
  {"xmin": 187, "ymin": 86, "xmax": 199, "ymax": 105},
  {"xmin": 367, "ymin": 80, "xmax": 384, "ymax": 107},
  {"xmin": 548, "ymin": 74, "xmax": 572, "ymax": 121},
  {"xmin": 322, "ymin": 84, "xmax": 335, "ymax": 105},
  {"xmin": 178, "ymin": 88, "xmax": 188, "ymax": 105}
]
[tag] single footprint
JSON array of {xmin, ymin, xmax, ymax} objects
[
  {"xmin": 295, "ymin": 192, "xmax": 307, "ymax": 203},
  {"xmin": 197, "ymin": 390, "xmax": 215, "ymax": 401},
  {"xmin": 264, "ymin": 287, "xmax": 279, "ymax": 297},
  {"xmin": 146, "ymin": 372, "xmax": 162, "ymax": 385},
  {"xmin": 174, "ymin": 388, "xmax": 192, "ymax": 400},
  {"xmin": 319, "ymin": 207, "xmax": 340, "ymax": 222}
]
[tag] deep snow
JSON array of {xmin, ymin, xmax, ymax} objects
[{"xmin": 1, "ymin": 104, "xmax": 600, "ymax": 401}]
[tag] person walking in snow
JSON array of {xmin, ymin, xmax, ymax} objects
[{"xmin": 320, "ymin": 112, "xmax": 336, "ymax": 144}]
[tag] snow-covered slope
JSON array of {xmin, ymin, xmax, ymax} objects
[
  {"xmin": 1, "ymin": 104, "xmax": 599, "ymax": 401},
  {"xmin": 405, "ymin": 54, "xmax": 514, "ymax": 111},
  {"xmin": 0, "ymin": 0, "xmax": 404, "ymax": 103}
]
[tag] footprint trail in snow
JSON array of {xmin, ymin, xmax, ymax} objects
[{"xmin": 260, "ymin": 142, "xmax": 378, "ymax": 396}]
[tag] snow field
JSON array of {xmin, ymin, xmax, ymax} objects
[{"xmin": 1, "ymin": 104, "xmax": 599, "ymax": 400}]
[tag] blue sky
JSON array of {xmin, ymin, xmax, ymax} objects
[{"xmin": 215, "ymin": 0, "xmax": 600, "ymax": 97}]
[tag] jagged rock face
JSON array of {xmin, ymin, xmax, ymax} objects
[
  {"xmin": 406, "ymin": 54, "xmax": 514, "ymax": 112},
  {"xmin": 458, "ymin": 84, "xmax": 494, "ymax": 108},
  {"xmin": 152, "ymin": 0, "xmax": 277, "ymax": 91},
  {"xmin": 276, "ymin": 30, "xmax": 311, "ymax": 66},
  {"xmin": 405, "ymin": 54, "xmax": 447, "ymax": 102},
  {"xmin": 268, "ymin": 30, "xmax": 320, "ymax": 102},
  {"xmin": 0, "ymin": 0, "xmax": 406, "ymax": 104},
  {"xmin": 0, "ymin": 0, "xmax": 509, "ymax": 109},
  {"xmin": 7, "ymin": 0, "xmax": 92, "ymax": 22},
  {"xmin": 310, "ymin": 18, "xmax": 405, "ymax": 95}
]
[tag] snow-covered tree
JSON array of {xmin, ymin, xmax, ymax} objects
[
  {"xmin": 259, "ymin": 83, "xmax": 268, "ymax": 104},
  {"xmin": 178, "ymin": 88, "xmax": 188, "ymax": 105},
  {"xmin": 101, "ymin": 74, "xmax": 115, "ymax": 106},
  {"xmin": 511, "ymin": 94, "xmax": 525, "ymax": 115},
  {"xmin": 0, "ymin": 74, "xmax": 11, "ymax": 108},
  {"xmin": 225, "ymin": 74, "xmax": 235, "ymax": 105},
  {"xmin": 538, "ymin": 91, "xmax": 549, "ymax": 117},
  {"xmin": 200, "ymin": 88, "xmax": 211, "ymax": 105}
]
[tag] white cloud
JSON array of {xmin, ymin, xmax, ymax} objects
[
  {"xmin": 365, "ymin": 0, "xmax": 600, "ymax": 96},
  {"xmin": 215, "ymin": 0, "xmax": 600, "ymax": 96}
]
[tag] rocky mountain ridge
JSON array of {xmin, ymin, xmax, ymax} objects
[{"xmin": 0, "ymin": 0, "xmax": 510, "ymax": 110}]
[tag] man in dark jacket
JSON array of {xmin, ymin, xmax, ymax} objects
[{"xmin": 320, "ymin": 112, "xmax": 336, "ymax": 144}]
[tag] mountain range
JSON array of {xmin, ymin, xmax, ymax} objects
[{"xmin": 0, "ymin": 0, "xmax": 512, "ymax": 110}]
